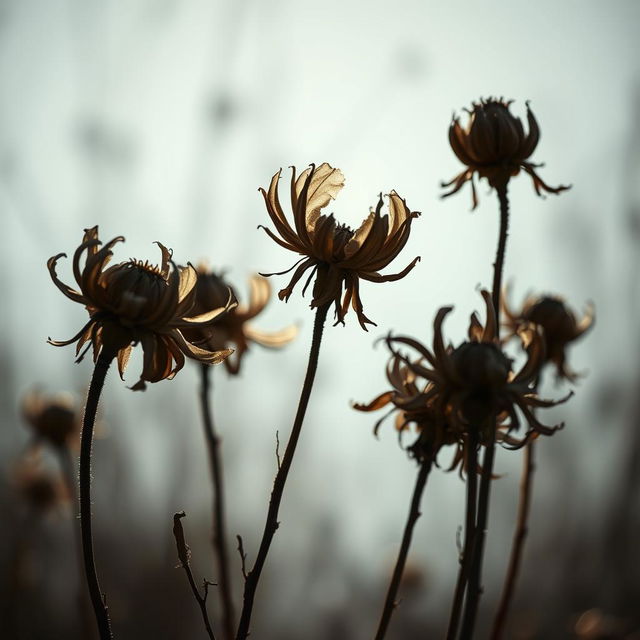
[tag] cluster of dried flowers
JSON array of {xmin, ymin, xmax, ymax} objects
[{"xmin": 36, "ymin": 97, "xmax": 592, "ymax": 639}]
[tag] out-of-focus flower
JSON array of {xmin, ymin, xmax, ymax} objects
[
  {"xmin": 442, "ymin": 98, "xmax": 570, "ymax": 208},
  {"xmin": 13, "ymin": 455, "xmax": 67, "ymax": 512},
  {"xmin": 503, "ymin": 293, "xmax": 595, "ymax": 382},
  {"xmin": 183, "ymin": 266, "xmax": 297, "ymax": 374},
  {"xmin": 22, "ymin": 389, "xmax": 79, "ymax": 449},
  {"xmin": 386, "ymin": 291, "xmax": 570, "ymax": 448},
  {"xmin": 48, "ymin": 226, "xmax": 235, "ymax": 390},
  {"xmin": 259, "ymin": 162, "xmax": 420, "ymax": 329}
]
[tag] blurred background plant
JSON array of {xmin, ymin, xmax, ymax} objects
[{"xmin": 0, "ymin": 0, "xmax": 638, "ymax": 638}]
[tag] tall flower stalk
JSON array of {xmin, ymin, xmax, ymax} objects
[
  {"xmin": 47, "ymin": 228, "xmax": 234, "ymax": 638},
  {"xmin": 492, "ymin": 295, "xmax": 594, "ymax": 637},
  {"xmin": 440, "ymin": 98, "xmax": 570, "ymax": 639},
  {"xmin": 236, "ymin": 302, "xmax": 329, "ymax": 639},
  {"xmin": 235, "ymin": 163, "xmax": 419, "ymax": 638}
]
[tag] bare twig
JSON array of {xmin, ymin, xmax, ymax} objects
[
  {"xmin": 173, "ymin": 512, "xmax": 217, "ymax": 640},
  {"xmin": 275, "ymin": 431, "xmax": 281, "ymax": 470},
  {"xmin": 236, "ymin": 535, "xmax": 248, "ymax": 581}
]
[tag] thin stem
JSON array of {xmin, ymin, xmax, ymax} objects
[
  {"xmin": 58, "ymin": 445, "xmax": 95, "ymax": 639},
  {"xmin": 458, "ymin": 184, "xmax": 510, "ymax": 639},
  {"xmin": 80, "ymin": 349, "xmax": 115, "ymax": 640},
  {"xmin": 199, "ymin": 365, "xmax": 235, "ymax": 640},
  {"xmin": 374, "ymin": 457, "xmax": 433, "ymax": 640},
  {"xmin": 459, "ymin": 423, "xmax": 497, "ymax": 638},
  {"xmin": 491, "ymin": 182, "xmax": 510, "ymax": 333},
  {"xmin": 491, "ymin": 440, "xmax": 536, "ymax": 640},
  {"xmin": 173, "ymin": 512, "xmax": 217, "ymax": 640},
  {"xmin": 445, "ymin": 433, "xmax": 478, "ymax": 640},
  {"xmin": 235, "ymin": 303, "xmax": 329, "ymax": 640}
]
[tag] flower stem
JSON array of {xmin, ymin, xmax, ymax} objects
[
  {"xmin": 445, "ymin": 432, "xmax": 478, "ymax": 640},
  {"xmin": 199, "ymin": 364, "xmax": 235, "ymax": 640},
  {"xmin": 492, "ymin": 182, "xmax": 510, "ymax": 331},
  {"xmin": 58, "ymin": 445, "xmax": 96, "ymax": 639},
  {"xmin": 458, "ymin": 184, "xmax": 510, "ymax": 638},
  {"xmin": 491, "ymin": 440, "xmax": 536, "ymax": 640},
  {"xmin": 80, "ymin": 350, "xmax": 114, "ymax": 640},
  {"xmin": 235, "ymin": 303, "xmax": 329, "ymax": 640},
  {"xmin": 374, "ymin": 457, "xmax": 433, "ymax": 640}
]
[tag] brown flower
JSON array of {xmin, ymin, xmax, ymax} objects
[
  {"xmin": 183, "ymin": 266, "xmax": 297, "ymax": 374},
  {"xmin": 386, "ymin": 291, "xmax": 570, "ymax": 448},
  {"xmin": 442, "ymin": 98, "xmax": 570, "ymax": 208},
  {"xmin": 354, "ymin": 352, "xmax": 462, "ymax": 468},
  {"xmin": 503, "ymin": 293, "xmax": 594, "ymax": 382},
  {"xmin": 48, "ymin": 226, "xmax": 235, "ymax": 390},
  {"xmin": 22, "ymin": 389, "xmax": 79, "ymax": 449},
  {"xmin": 259, "ymin": 162, "xmax": 420, "ymax": 329}
]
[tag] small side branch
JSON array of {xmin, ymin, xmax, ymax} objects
[
  {"xmin": 173, "ymin": 512, "xmax": 217, "ymax": 640},
  {"xmin": 236, "ymin": 535, "xmax": 248, "ymax": 581}
]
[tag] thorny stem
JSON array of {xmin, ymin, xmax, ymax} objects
[
  {"xmin": 491, "ymin": 440, "xmax": 536, "ymax": 640},
  {"xmin": 235, "ymin": 303, "xmax": 329, "ymax": 640},
  {"xmin": 58, "ymin": 445, "xmax": 95, "ymax": 639},
  {"xmin": 80, "ymin": 350, "xmax": 115, "ymax": 640},
  {"xmin": 374, "ymin": 457, "xmax": 433, "ymax": 640},
  {"xmin": 458, "ymin": 184, "xmax": 510, "ymax": 639},
  {"xmin": 200, "ymin": 365, "xmax": 235, "ymax": 640},
  {"xmin": 173, "ymin": 512, "xmax": 217, "ymax": 640},
  {"xmin": 446, "ymin": 432, "xmax": 478, "ymax": 640}
]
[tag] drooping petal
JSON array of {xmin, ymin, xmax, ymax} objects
[{"xmin": 47, "ymin": 254, "xmax": 87, "ymax": 304}]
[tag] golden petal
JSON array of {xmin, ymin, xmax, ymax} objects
[
  {"xmin": 244, "ymin": 324, "xmax": 298, "ymax": 347},
  {"xmin": 302, "ymin": 163, "xmax": 345, "ymax": 232}
]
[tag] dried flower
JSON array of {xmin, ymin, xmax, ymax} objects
[
  {"xmin": 183, "ymin": 266, "xmax": 297, "ymax": 374},
  {"xmin": 259, "ymin": 163, "xmax": 420, "ymax": 329},
  {"xmin": 354, "ymin": 352, "xmax": 462, "ymax": 468},
  {"xmin": 386, "ymin": 291, "xmax": 570, "ymax": 448},
  {"xmin": 503, "ymin": 293, "xmax": 595, "ymax": 382},
  {"xmin": 48, "ymin": 226, "xmax": 235, "ymax": 390},
  {"xmin": 22, "ymin": 389, "xmax": 79, "ymax": 449},
  {"xmin": 442, "ymin": 98, "xmax": 570, "ymax": 208}
]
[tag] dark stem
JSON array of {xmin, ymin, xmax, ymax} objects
[
  {"xmin": 374, "ymin": 457, "xmax": 433, "ymax": 640},
  {"xmin": 459, "ymin": 422, "xmax": 497, "ymax": 638},
  {"xmin": 235, "ymin": 303, "xmax": 329, "ymax": 640},
  {"xmin": 445, "ymin": 432, "xmax": 478, "ymax": 640},
  {"xmin": 80, "ymin": 350, "xmax": 115, "ymax": 639},
  {"xmin": 199, "ymin": 364, "xmax": 235, "ymax": 640},
  {"xmin": 58, "ymin": 445, "xmax": 96, "ymax": 639},
  {"xmin": 491, "ymin": 182, "xmax": 510, "ymax": 331},
  {"xmin": 491, "ymin": 440, "xmax": 536, "ymax": 640},
  {"xmin": 458, "ymin": 184, "xmax": 510, "ymax": 638},
  {"xmin": 173, "ymin": 512, "xmax": 217, "ymax": 640}
]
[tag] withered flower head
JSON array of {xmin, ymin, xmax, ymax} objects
[
  {"xmin": 442, "ymin": 98, "xmax": 570, "ymax": 208},
  {"xmin": 259, "ymin": 162, "xmax": 420, "ymax": 330},
  {"xmin": 354, "ymin": 352, "xmax": 462, "ymax": 468},
  {"xmin": 22, "ymin": 389, "xmax": 79, "ymax": 448},
  {"xmin": 48, "ymin": 227, "xmax": 235, "ymax": 390},
  {"xmin": 182, "ymin": 265, "xmax": 297, "ymax": 374},
  {"xmin": 504, "ymin": 292, "xmax": 594, "ymax": 382},
  {"xmin": 386, "ymin": 291, "xmax": 571, "ymax": 448}
]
